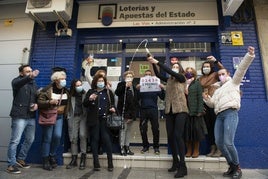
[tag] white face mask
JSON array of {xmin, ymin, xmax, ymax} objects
[
  {"xmin": 125, "ymin": 77, "xmax": 133, "ymax": 82},
  {"xmin": 172, "ymin": 69, "xmax": 179, "ymax": 73},
  {"xmin": 203, "ymin": 67, "xmax": 211, "ymax": 75}
]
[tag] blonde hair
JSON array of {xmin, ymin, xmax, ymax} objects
[
  {"xmin": 185, "ymin": 67, "xmax": 197, "ymax": 79},
  {"xmin": 51, "ymin": 71, "xmax": 66, "ymax": 82},
  {"xmin": 123, "ymin": 70, "xmax": 134, "ymax": 78}
]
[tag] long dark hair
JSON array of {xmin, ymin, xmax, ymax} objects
[
  {"xmin": 173, "ymin": 62, "xmax": 185, "ymax": 74},
  {"xmin": 201, "ymin": 61, "xmax": 215, "ymax": 75},
  {"xmin": 70, "ymin": 79, "xmax": 83, "ymax": 96}
]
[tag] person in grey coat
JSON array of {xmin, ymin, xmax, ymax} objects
[{"xmin": 66, "ymin": 79, "xmax": 87, "ymax": 170}]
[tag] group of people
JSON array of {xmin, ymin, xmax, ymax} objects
[{"xmin": 6, "ymin": 46, "xmax": 255, "ymax": 179}]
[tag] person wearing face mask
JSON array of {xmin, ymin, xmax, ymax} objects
[
  {"xmin": 115, "ymin": 71, "xmax": 138, "ymax": 156},
  {"xmin": 184, "ymin": 67, "xmax": 207, "ymax": 159},
  {"xmin": 66, "ymin": 79, "xmax": 87, "ymax": 170},
  {"xmin": 83, "ymin": 74, "xmax": 115, "ymax": 172},
  {"xmin": 136, "ymin": 70, "xmax": 165, "ymax": 155},
  {"xmin": 6, "ymin": 65, "xmax": 39, "ymax": 174},
  {"xmin": 37, "ymin": 67, "xmax": 70, "ymax": 171},
  {"xmin": 203, "ymin": 46, "xmax": 255, "ymax": 179},
  {"xmin": 198, "ymin": 56, "xmax": 225, "ymax": 158},
  {"xmin": 147, "ymin": 56, "xmax": 188, "ymax": 178}
]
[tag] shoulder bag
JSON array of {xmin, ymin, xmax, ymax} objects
[
  {"xmin": 106, "ymin": 89, "xmax": 124, "ymax": 130},
  {"xmin": 38, "ymin": 89, "xmax": 64, "ymax": 125}
]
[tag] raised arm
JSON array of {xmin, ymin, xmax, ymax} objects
[
  {"xmin": 152, "ymin": 63, "xmax": 168, "ymax": 82},
  {"xmin": 147, "ymin": 56, "xmax": 185, "ymax": 83},
  {"xmin": 232, "ymin": 46, "xmax": 255, "ymax": 85},
  {"xmin": 206, "ymin": 55, "xmax": 225, "ymax": 70}
]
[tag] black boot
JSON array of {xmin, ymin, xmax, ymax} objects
[
  {"xmin": 66, "ymin": 155, "xmax": 78, "ymax": 169},
  {"xmin": 120, "ymin": 146, "xmax": 126, "ymax": 156},
  {"xmin": 93, "ymin": 156, "xmax": 101, "ymax": 171},
  {"xmin": 232, "ymin": 164, "xmax": 242, "ymax": 179},
  {"xmin": 223, "ymin": 163, "xmax": 235, "ymax": 177},
  {"xmin": 42, "ymin": 157, "xmax": 52, "ymax": 171},
  {"xmin": 79, "ymin": 153, "xmax": 86, "ymax": 170},
  {"xmin": 49, "ymin": 155, "xmax": 57, "ymax": 168},
  {"xmin": 174, "ymin": 162, "xmax": 187, "ymax": 178},
  {"xmin": 125, "ymin": 146, "xmax": 134, "ymax": 155},
  {"xmin": 168, "ymin": 155, "xmax": 179, "ymax": 172},
  {"xmin": 107, "ymin": 155, "xmax": 113, "ymax": 172}
]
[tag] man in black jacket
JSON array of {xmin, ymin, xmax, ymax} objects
[{"xmin": 6, "ymin": 64, "xmax": 39, "ymax": 174}]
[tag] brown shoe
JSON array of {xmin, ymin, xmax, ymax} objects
[
  {"xmin": 185, "ymin": 142, "xmax": 192, "ymax": 157},
  {"xmin": 192, "ymin": 141, "xmax": 200, "ymax": 158},
  {"xmin": 6, "ymin": 165, "xmax": 21, "ymax": 174}
]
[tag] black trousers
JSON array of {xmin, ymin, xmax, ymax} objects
[
  {"xmin": 203, "ymin": 103, "xmax": 216, "ymax": 146},
  {"xmin": 139, "ymin": 108, "xmax": 159, "ymax": 149},
  {"xmin": 166, "ymin": 112, "xmax": 188, "ymax": 163},
  {"xmin": 90, "ymin": 117, "xmax": 112, "ymax": 162}
]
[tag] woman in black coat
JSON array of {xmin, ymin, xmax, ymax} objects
[
  {"xmin": 83, "ymin": 74, "xmax": 115, "ymax": 172},
  {"xmin": 115, "ymin": 71, "xmax": 139, "ymax": 156}
]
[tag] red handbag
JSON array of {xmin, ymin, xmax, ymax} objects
[
  {"xmin": 38, "ymin": 89, "xmax": 63, "ymax": 125},
  {"xmin": 38, "ymin": 109, "xmax": 58, "ymax": 125}
]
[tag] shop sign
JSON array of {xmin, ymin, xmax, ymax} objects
[{"xmin": 78, "ymin": 1, "xmax": 218, "ymax": 28}]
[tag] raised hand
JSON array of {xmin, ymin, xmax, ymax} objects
[
  {"xmin": 147, "ymin": 56, "xmax": 159, "ymax": 64},
  {"xmin": 248, "ymin": 46, "xmax": 255, "ymax": 55},
  {"xmin": 31, "ymin": 69, "xmax": 39, "ymax": 78},
  {"xmin": 206, "ymin": 56, "xmax": 216, "ymax": 62}
]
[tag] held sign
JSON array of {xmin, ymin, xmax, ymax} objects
[{"xmin": 140, "ymin": 76, "xmax": 161, "ymax": 92}]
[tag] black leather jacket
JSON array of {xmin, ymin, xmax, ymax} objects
[{"xmin": 9, "ymin": 75, "xmax": 38, "ymax": 119}]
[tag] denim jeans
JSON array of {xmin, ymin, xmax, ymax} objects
[
  {"xmin": 41, "ymin": 115, "xmax": 63, "ymax": 157},
  {"xmin": 7, "ymin": 118, "xmax": 36, "ymax": 166},
  {"xmin": 214, "ymin": 108, "xmax": 239, "ymax": 165}
]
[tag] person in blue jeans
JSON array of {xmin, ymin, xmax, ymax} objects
[
  {"xmin": 203, "ymin": 46, "xmax": 255, "ymax": 179},
  {"xmin": 38, "ymin": 68, "xmax": 70, "ymax": 171},
  {"xmin": 7, "ymin": 64, "xmax": 39, "ymax": 174}
]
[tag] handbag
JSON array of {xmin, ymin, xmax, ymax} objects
[
  {"xmin": 106, "ymin": 89, "xmax": 124, "ymax": 130},
  {"xmin": 38, "ymin": 89, "xmax": 64, "ymax": 125},
  {"xmin": 106, "ymin": 113, "xmax": 123, "ymax": 130},
  {"xmin": 38, "ymin": 108, "xmax": 58, "ymax": 125}
]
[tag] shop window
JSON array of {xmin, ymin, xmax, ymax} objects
[
  {"xmin": 125, "ymin": 43, "xmax": 166, "ymax": 55},
  {"xmin": 170, "ymin": 42, "xmax": 212, "ymax": 75},
  {"xmin": 170, "ymin": 42, "xmax": 211, "ymax": 53},
  {"xmin": 84, "ymin": 43, "xmax": 122, "ymax": 54}
]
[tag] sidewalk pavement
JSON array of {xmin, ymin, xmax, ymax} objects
[{"xmin": 0, "ymin": 162, "xmax": 268, "ymax": 179}]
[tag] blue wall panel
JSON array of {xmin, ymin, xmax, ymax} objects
[{"xmin": 26, "ymin": 2, "xmax": 79, "ymax": 165}]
